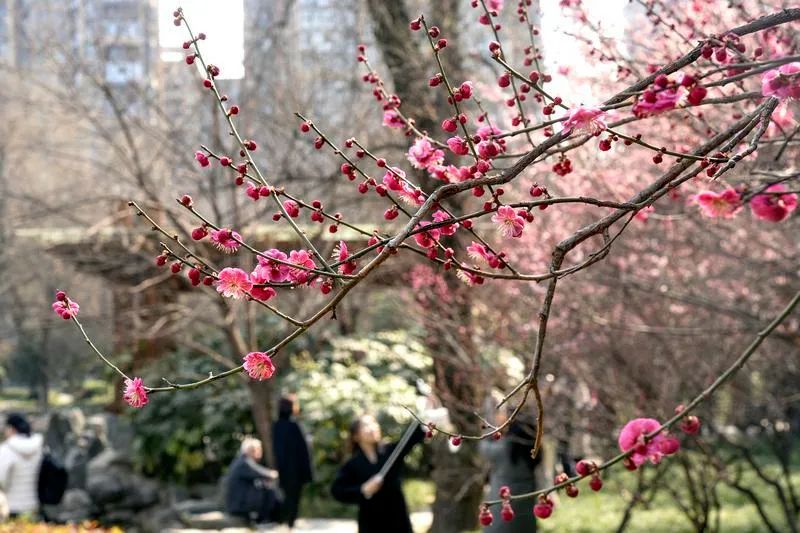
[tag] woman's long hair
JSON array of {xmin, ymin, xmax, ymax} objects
[
  {"xmin": 348, "ymin": 417, "xmax": 365, "ymax": 455},
  {"xmin": 347, "ymin": 415, "xmax": 384, "ymax": 456}
]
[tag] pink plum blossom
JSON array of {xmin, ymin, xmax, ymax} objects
[
  {"xmin": 414, "ymin": 222, "xmax": 440, "ymax": 248},
  {"xmin": 692, "ymin": 189, "xmax": 742, "ymax": 218},
  {"xmin": 246, "ymin": 183, "xmax": 260, "ymax": 201},
  {"xmin": 761, "ymin": 63, "xmax": 800, "ymax": 99},
  {"xmin": 618, "ymin": 418, "xmax": 680, "ymax": 467},
  {"xmin": 283, "ymin": 200, "xmax": 300, "ymax": 218},
  {"xmin": 447, "ymin": 136, "xmax": 470, "ymax": 156},
  {"xmin": 215, "ymin": 267, "xmax": 253, "ymax": 299},
  {"xmin": 474, "ymin": 126, "xmax": 505, "ymax": 161},
  {"xmin": 466, "ymin": 242, "xmax": 503, "ymax": 269},
  {"xmin": 750, "ymin": 184, "xmax": 798, "ymax": 222},
  {"xmin": 210, "ymin": 228, "xmax": 242, "ymax": 253},
  {"xmin": 561, "ymin": 106, "xmax": 608, "ymax": 135},
  {"xmin": 432, "ymin": 210, "xmax": 459, "ymax": 236},
  {"xmin": 479, "ymin": 0, "xmax": 503, "ymax": 24},
  {"xmin": 634, "ymin": 205, "xmax": 655, "ymax": 223},
  {"xmin": 476, "ymin": 125, "xmax": 503, "ymax": 141},
  {"xmin": 492, "ymin": 205, "xmax": 526, "ymax": 238},
  {"xmin": 255, "ymin": 251, "xmax": 289, "ymax": 282},
  {"xmin": 477, "ymin": 139, "xmax": 503, "ymax": 160},
  {"xmin": 457, "ymin": 81, "xmax": 473, "ymax": 100},
  {"xmin": 430, "ymin": 165, "xmax": 472, "ymax": 183},
  {"xmin": 407, "ymin": 137, "xmax": 445, "ymax": 170},
  {"xmin": 334, "ymin": 241, "xmax": 357, "ymax": 275},
  {"xmin": 256, "ymin": 249, "xmax": 291, "ymax": 282},
  {"xmin": 397, "ymin": 185, "xmax": 424, "ymax": 206},
  {"xmin": 467, "ymin": 242, "xmax": 492, "ymax": 262},
  {"xmin": 632, "ymin": 87, "xmax": 685, "ymax": 117},
  {"xmin": 243, "ymin": 352, "xmax": 276, "ymax": 381},
  {"xmin": 456, "ymin": 269, "xmax": 485, "ymax": 286},
  {"xmin": 52, "ymin": 298, "xmax": 80, "ymax": 320},
  {"xmin": 382, "ymin": 169, "xmax": 405, "ymax": 192},
  {"xmin": 382, "ymin": 110, "xmax": 405, "ymax": 128},
  {"xmin": 249, "ymin": 268, "xmax": 277, "ymax": 301},
  {"xmin": 194, "ymin": 151, "xmax": 210, "ymax": 167},
  {"xmin": 288, "ymin": 250, "xmax": 317, "ymax": 283},
  {"xmin": 766, "ymin": 102, "xmax": 794, "ymax": 137},
  {"xmin": 123, "ymin": 377, "xmax": 149, "ymax": 408}
]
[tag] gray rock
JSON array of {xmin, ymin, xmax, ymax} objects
[
  {"xmin": 86, "ymin": 470, "xmax": 126, "ymax": 505},
  {"xmin": 136, "ymin": 505, "xmax": 183, "ymax": 533},
  {"xmin": 101, "ymin": 508, "xmax": 137, "ymax": 527},
  {"xmin": 172, "ymin": 499, "xmax": 220, "ymax": 515},
  {"xmin": 88, "ymin": 413, "xmax": 134, "ymax": 453},
  {"xmin": 48, "ymin": 488, "xmax": 93, "ymax": 523},
  {"xmin": 87, "ymin": 471, "xmax": 158, "ymax": 510},
  {"xmin": 118, "ymin": 476, "xmax": 160, "ymax": 509},
  {"xmin": 87, "ymin": 448, "xmax": 131, "ymax": 473},
  {"xmin": 86, "ymin": 449, "xmax": 158, "ymax": 509}
]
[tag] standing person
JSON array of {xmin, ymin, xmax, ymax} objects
[
  {"xmin": 0, "ymin": 414, "xmax": 44, "ymax": 518},
  {"xmin": 331, "ymin": 415, "xmax": 425, "ymax": 533},
  {"xmin": 479, "ymin": 413, "xmax": 542, "ymax": 532},
  {"xmin": 225, "ymin": 437, "xmax": 281, "ymax": 524},
  {"xmin": 272, "ymin": 394, "xmax": 313, "ymax": 529}
]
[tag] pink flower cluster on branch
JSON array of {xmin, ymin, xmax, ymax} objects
[
  {"xmin": 750, "ymin": 184, "xmax": 798, "ymax": 222},
  {"xmin": 761, "ymin": 62, "xmax": 800, "ymax": 99},
  {"xmin": 618, "ymin": 418, "xmax": 680, "ymax": 467},
  {"xmin": 692, "ymin": 188, "xmax": 742, "ymax": 218},
  {"xmin": 51, "ymin": 291, "xmax": 79, "ymax": 319},
  {"xmin": 124, "ymin": 377, "xmax": 149, "ymax": 409}
]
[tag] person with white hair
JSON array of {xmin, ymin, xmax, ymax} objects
[{"xmin": 224, "ymin": 437, "xmax": 281, "ymax": 524}]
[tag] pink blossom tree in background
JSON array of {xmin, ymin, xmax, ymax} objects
[{"xmin": 48, "ymin": 0, "xmax": 800, "ymax": 529}]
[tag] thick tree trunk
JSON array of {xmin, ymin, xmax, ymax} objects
[
  {"xmin": 428, "ymin": 284, "xmax": 486, "ymax": 533},
  {"xmin": 247, "ymin": 379, "xmax": 276, "ymax": 468},
  {"xmin": 366, "ymin": 2, "xmax": 487, "ymax": 530},
  {"xmin": 224, "ymin": 313, "xmax": 276, "ymax": 468},
  {"xmin": 429, "ymin": 437, "xmax": 485, "ymax": 532}
]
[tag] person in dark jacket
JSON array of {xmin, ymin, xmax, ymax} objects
[
  {"xmin": 225, "ymin": 437, "xmax": 280, "ymax": 524},
  {"xmin": 331, "ymin": 414, "xmax": 425, "ymax": 533},
  {"xmin": 272, "ymin": 394, "xmax": 313, "ymax": 528},
  {"xmin": 479, "ymin": 413, "xmax": 542, "ymax": 533}
]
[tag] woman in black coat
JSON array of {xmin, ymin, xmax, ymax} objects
[
  {"xmin": 272, "ymin": 395, "xmax": 314, "ymax": 528},
  {"xmin": 331, "ymin": 415, "xmax": 425, "ymax": 533}
]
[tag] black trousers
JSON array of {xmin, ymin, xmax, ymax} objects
[
  {"xmin": 280, "ymin": 483, "xmax": 303, "ymax": 527},
  {"xmin": 231, "ymin": 486, "xmax": 279, "ymax": 524}
]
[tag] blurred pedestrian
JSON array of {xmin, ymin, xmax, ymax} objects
[
  {"xmin": 331, "ymin": 415, "xmax": 425, "ymax": 533},
  {"xmin": 0, "ymin": 414, "xmax": 43, "ymax": 518},
  {"xmin": 272, "ymin": 394, "xmax": 313, "ymax": 529},
  {"xmin": 225, "ymin": 437, "xmax": 281, "ymax": 524},
  {"xmin": 479, "ymin": 411, "xmax": 542, "ymax": 532}
]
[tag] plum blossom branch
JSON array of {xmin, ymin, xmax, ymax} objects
[
  {"xmin": 70, "ymin": 313, "xmax": 131, "ymax": 382},
  {"xmin": 179, "ymin": 12, "xmax": 338, "ymax": 279},
  {"xmin": 483, "ymin": 287, "xmax": 800, "ymax": 507}
]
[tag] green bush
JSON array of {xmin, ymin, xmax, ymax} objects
[
  {"xmin": 129, "ymin": 329, "xmax": 432, "ymax": 507},
  {"xmin": 130, "ymin": 349, "xmax": 253, "ymax": 485},
  {"xmin": 283, "ymin": 331, "xmax": 433, "ymax": 516}
]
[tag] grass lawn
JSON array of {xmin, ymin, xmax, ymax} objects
[{"xmin": 403, "ymin": 451, "xmax": 800, "ymax": 532}]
